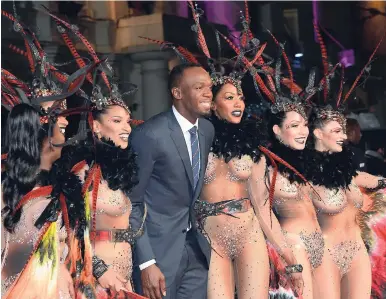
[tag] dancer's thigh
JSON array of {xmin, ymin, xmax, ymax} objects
[
  {"xmin": 341, "ymin": 248, "xmax": 371, "ymax": 299},
  {"xmin": 312, "ymin": 251, "xmax": 341, "ymax": 299},
  {"xmin": 207, "ymin": 250, "xmax": 235, "ymax": 299},
  {"xmin": 234, "ymin": 228, "xmax": 269, "ymax": 299}
]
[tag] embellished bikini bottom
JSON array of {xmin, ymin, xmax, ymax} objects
[
  {"xmin": 194, "ymin": 198, "xmax": 260, "ymax": 259},
  {"xmin": 284, "ymin": 230, "xmax": 325, "ymax": 269},
  {"xmin": 327, "ymin": 240, "xmax": 362, "ymax": 276}
]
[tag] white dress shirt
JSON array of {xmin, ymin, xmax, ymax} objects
[
  {"xmin": 139, "ymin": 106, "xmax": 199, "ymax": 271},
  {"xmin": 172, "ymin": 105, "xmax": 199, "ymax": 164}
]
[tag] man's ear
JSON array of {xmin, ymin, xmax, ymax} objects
[
  {"xmin": 171, "ymin": 87, "xmax": 182, "ymax": 100},
  {"xmin": 211, "ymin": 101, "xmax": 217, "ymax": 111}
]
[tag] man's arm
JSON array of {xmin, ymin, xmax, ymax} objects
[
  {"xmin": 130, "ymin": 125, "xmax": 167, "ymax": 299},
  {"xmin": 130, "ymin": 126, "xmax": 157, "ymax": 267}
]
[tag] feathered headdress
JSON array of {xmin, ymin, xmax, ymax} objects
[
  {"xmin": 188, "ymin": 1, "xmax": 256, "ymax": 95},
  {"xmin": 1, "ymin": 9, "xmax": 86, "ymax": 108},
  {"xmin": 253, "ymin": 29, "xmax": 340, "ymax": 120},
  {"xmin": 1, "ymin": 9, "xmax": 99, "ymax": 147},
  {"xmin": 42, "ymin": 6, "xmax": 137, "ymax": 114},
  {"xmin": 138, "ymin": 2, "xmax": 251, "ymax": 95},
  {"xmin": 312, "ymin": 22, "xmax": 386, "ymax": 132}
]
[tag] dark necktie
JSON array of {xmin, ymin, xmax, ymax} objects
[{"xmin": 189, "ymin": 126, "xmax": 200, "ymax": 189}]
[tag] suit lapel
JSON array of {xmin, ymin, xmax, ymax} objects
[{"xmin": 169, "ymin": 111, "xmax": 194, "ymax": 188}]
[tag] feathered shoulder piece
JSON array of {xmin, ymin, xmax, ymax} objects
[
  {"xmin": 209, "ymin": 115, "xmax": 268, "ymax": 163},
  {"xmin": 268, "ymin": 139, "xmax": 307, "ymax": 185},
  {"xmin": 55, "ymin": 137, "xmax": 139, "ymax": 195},
  {"xmin": 303, "ymin": 146, "xmax": 358, "ymax": 189},
  {"xmin": 34, "ymin": 137, "xmax": 139, "ymax": 231}
]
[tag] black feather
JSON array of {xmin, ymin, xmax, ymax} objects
[
  {"xmin": 209, "ymin": 115, "xmax": 268, "ymax": 163},
  {"xmin": 303, "ymin": 146, "xmax": 358, "ymax": 189}
]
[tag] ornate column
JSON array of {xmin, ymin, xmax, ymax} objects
[{"xmin": 130, "ymin": 51, "xmax": 172, "ymax": 120}]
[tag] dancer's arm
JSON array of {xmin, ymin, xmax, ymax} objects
[
  {"xmin": 354, "ymin": 172, "xmax": 385, "ymax": 191},
  {"xmin": 248, "ymin": 156, "xmax": 297, "ymax": 265}
]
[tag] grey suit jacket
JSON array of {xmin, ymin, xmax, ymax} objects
[{"xmin": 130, "ymin": 109, "xmax": 214, "ymax": 285}]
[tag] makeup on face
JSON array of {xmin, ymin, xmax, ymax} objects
[
  {"xmin": 319, "ymin": 120, "xmax": 347, "ymax": 152},
  {"xmin": 277, "ymin": 111, "xmax": 309, "ymax": 150},
  {"xmin": 213, "ymin": 83, "xmax": 245, "ymax": 124},
  {"xmin": 96, "ymin": 105, "xmax": 132, "ymax": 149}
]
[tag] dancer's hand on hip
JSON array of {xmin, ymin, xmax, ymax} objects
[{"xmin": 141, "ymin": 264, "xmax": 166, "ymax": 299}]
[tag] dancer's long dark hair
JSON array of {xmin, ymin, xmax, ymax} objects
[{"xmin": 2, "ymin": 104, "xmax": 47, "ymax": 232}]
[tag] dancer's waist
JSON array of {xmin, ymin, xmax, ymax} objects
[
  {"xmin": 90, "ymin": 228, "xmax": 137, "ymax": 244},
  {"xmin": 194, "ymin": 197, "xmax": 251, "ymax": 217}
]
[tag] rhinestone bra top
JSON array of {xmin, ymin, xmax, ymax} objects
[
  {"xmin": 272, "ymin": 172, "xmax": 300, "ymax": 206},
  {"xmin": 204, "ymin": 153, "xmax": 254, "ymax": 185},
  {"xmin": 94, "ymin": 180, "xmax": 132, "ymax": 217}
]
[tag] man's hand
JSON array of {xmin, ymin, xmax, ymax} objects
[{"xmin": 141, "ymin": 264, "xmax": 166, "ymax": 299}]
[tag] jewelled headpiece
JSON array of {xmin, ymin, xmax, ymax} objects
[
  {"xmin": 210, "ymin": 72, "xmax": 243, "ymax": 95},
  {"xmin": 314, "ymin": 104, "xmax": 346, "ymax": 132},
  {"xmin": 269, "ymin": 96, "xmax": 307, "ymax": 119},
  {"xmin": 90, "ymin": 83, "xmax": 134, "ymax": 113},
  {"xmin": 312, "ymin": 22, "xmax": 385, "ymax": 130}
]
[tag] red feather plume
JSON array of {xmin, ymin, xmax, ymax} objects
[
  {"xmin": 138, "ymin": 36, "xmax": 199, "ymax": 64},
  {"xmin": 313, "ymin": 21, "xmax": 329, "ymax": 102},
  {"xmin": 188, "ymin": 1, "xmax": 211, "ymax": 59}
]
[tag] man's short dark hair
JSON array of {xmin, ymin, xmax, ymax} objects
[{"xmin": 168, "ymin": 62, "xmax": 202, "ymax": 95}]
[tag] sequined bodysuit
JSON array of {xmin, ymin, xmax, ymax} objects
[
  {"xmin": 271, "ymin": 169, "xmax": 324, "ymax": 270},
  {"xmin": 197, "ymin": 153, "xmax": 270, "ymax": 298},
  {"xmin": 75, "ymin": 165, "xmax": 135, "ymax": 293},
  {"xmin": 197, "ymin": 153, "xmax": 263, "ymax": 259},
  {"xmin": 93, "ymin": 181, "xmax": 133, "ymax": 278},
  {"xmin": 310, "ymin": 181, "xmax": 365, "ymax": 276}
]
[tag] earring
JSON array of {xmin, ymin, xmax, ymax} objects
[{"xmin": 276, "ymin": 135, "xmax": 283, "ymax": 144}]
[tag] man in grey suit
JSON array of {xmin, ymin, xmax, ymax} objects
[{"xmin": 130, "ymin": 63, "xmax": 214, "ymax": 299}]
